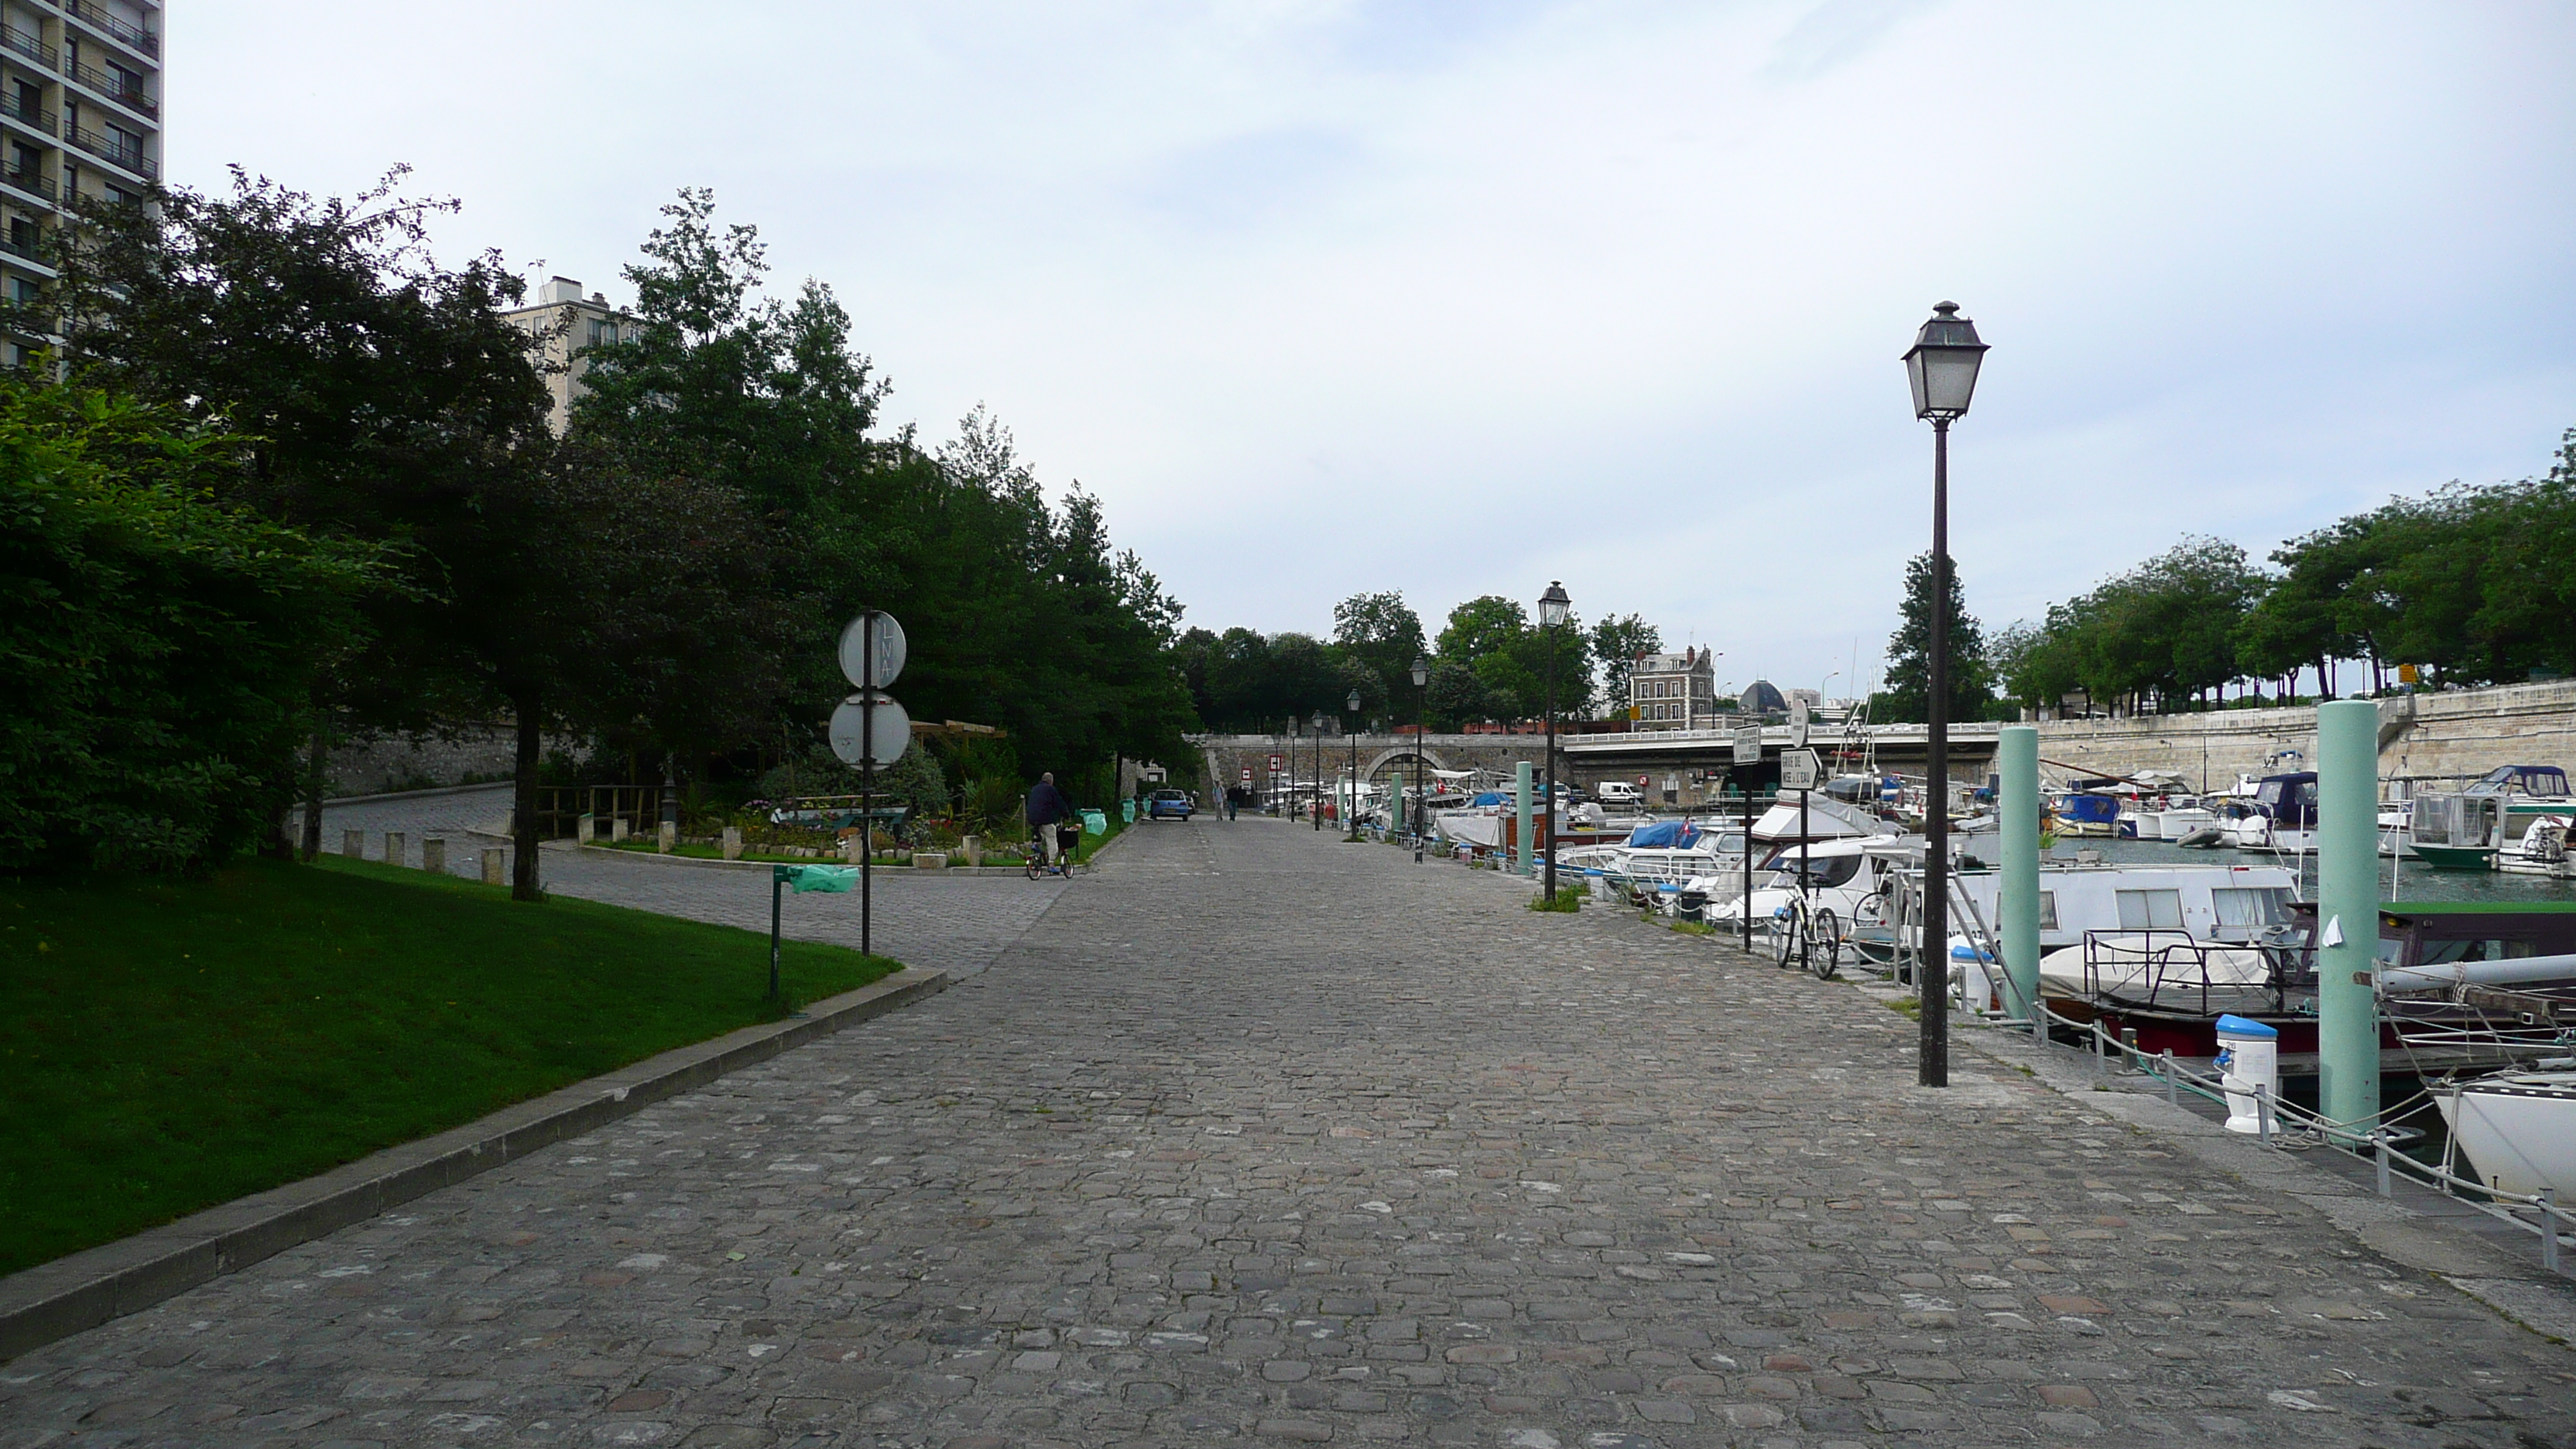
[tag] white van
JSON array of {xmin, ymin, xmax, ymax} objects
[{"xmin": 1595, "ymin": 781, "xmax": 1643, "ymax": 807}]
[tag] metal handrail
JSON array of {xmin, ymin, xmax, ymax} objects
[
  {"xmin": 2003, "ymin": 992, "xmax": 2573, "ymax": 1276},
  {"xmin": 2, "ymin": 25, "xmax": 56, "ymax": 68},
  {"xmin": 63, "ymin": 122, "xmax": 153, "ymax": 179},
  {"xmin": 2, "ymin": 168, "xmax": 51, "ymax": 200},
  {"xmin": 0, "ymin": 102, "xmax": 55, "ymax": 135},
  {"xmin": 61, "ymin": 0, "xmax": 157, "ymax": 57},
  {"xmin": 66, "ymin": 58, "xmax": 154, "ymax": 117}
]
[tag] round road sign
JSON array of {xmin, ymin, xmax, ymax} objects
[
  {"xmin": 837, "ymin": 611, "xmax": 907, "ymax": 690},
  {"xmin": 828, "ymin": 693, "xmax": 911, "ymax": 766}
]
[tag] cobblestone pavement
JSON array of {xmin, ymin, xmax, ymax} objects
[
  {"xmin": 296, "ymin": 785, "xmax": 1064, "ymax": 981},
  {"xmin": 9, "ymin": 817, "xmax": 2576, "ymax": 1447}
]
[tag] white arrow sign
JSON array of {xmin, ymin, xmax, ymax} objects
[{"xmin": 1780, "ymin": 748, "xmax": 1821, "ymax": 792}]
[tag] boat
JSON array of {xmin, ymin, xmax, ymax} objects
[
  {"xmin": 2221, "ymin": 771, "xmax": 2319, "ymax": 853},
  {"xmin": 2434, "ymin": 1069, "xmax": 2576, "ymax": 1197},
  {"xmin": 2496, "ymin": 814, "xmax": 2575, "ymax": 878},
  {"xmin": 2406, "ymin": 766, "xmax": 2574, "ymax": 870}
]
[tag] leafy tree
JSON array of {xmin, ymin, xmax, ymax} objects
[
  {"xmin": 0, "ymin": 380, "xmax": 382, "ymax": 871},
  {"xmin": 1330, "ymin": 591, "xmax": 1427, "ymax": 714},
  {"xmin": 1876, "ymin": 552, "xmax": 1990, "ymax": 722},
  {"xmin": 1588, "ymin": 614, "xmax": 1663, "ymax": 711}
]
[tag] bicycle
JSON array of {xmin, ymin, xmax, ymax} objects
[
  {"xmin": 1024, "ymin": 821, "xmax": 1081, "ymax": 880},
  {"xmin": 1769, "ymin": 897, "xmax": 1842, "ymax": 980}
]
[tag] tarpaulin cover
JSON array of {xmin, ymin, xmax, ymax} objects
[
  {"xmin": 1625, "ymin": 820, "xmax": 1702, "ymax": 849},
  {"xmin": 1471, "ymin": 791, "xmax": 1511, "ymax": 807}
]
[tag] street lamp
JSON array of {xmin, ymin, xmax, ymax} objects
[
  {"xmin": 1537, "ymin": 581, "xmax": 1571, "ymax": 900},
  {"xmin": 1312, "ymin": 710, "xmax": 1330, "ymax": 830},
  {"xmin": 1286, "ymin": 714, "xmax": 1300, "ymax": 818},
  {"xmin": 1903, "ymin": 300, "xmax": 1988, "ymax": 1090},
  {"xmin": 1411, "ymin": 655, "xmax": 1430, "ymax": 863},
  {"xmin": 1346, "ymin": 688, "xmax": 1363, "ymax": 840}
]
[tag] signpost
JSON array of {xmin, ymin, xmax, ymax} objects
[
  {"xmin": 1734, "ymin": 728, "xmax": 1762, "ymax": 947},
  {"xmin": 1790, "ymin": 694, "xmax": 1811, "ymax": 748},
  {"xmin": 1781, "ymin": 748, "xmax": 1821, "ymax": 970},
  {"xmin": 830, "ymin": 611, "xmax": 910, "ymax": 957}
]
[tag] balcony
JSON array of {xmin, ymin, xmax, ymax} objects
[
  {"xmin": 0, "ymin": 232, "xmax": 53, "ymax": 267},
  {"xmin": 66, "ymin": 122, "xmax": 152, "ymax": 180},
  {"xmin": 1, "ymin": 100, "xmax": 56, "ymax": 136},
  {"xmin": 1, "ymin": 26, "xmax": 56, "ymax": 70},
  {"xmin": 60, "ymin": 0, "xmax": 156, "ymax": 58},
  {"xmin": 68, "ymin": 59, "xmax": 153, "ymax": 117},
  {"xmin": 3, "ymin": 168, "xmax": 53, "ymax": 200}
]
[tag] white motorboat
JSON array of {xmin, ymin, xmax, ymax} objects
[{"xmin": 2434, "ymin": 1069, "xmax": 2576, "ymax": 1198}]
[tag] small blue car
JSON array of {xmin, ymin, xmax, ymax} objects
[{"xmin": 1146, "ymin": 789, "xmax": 1195, "ymax": 820}]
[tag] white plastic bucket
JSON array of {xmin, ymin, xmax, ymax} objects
[{"xmin": 2215, "ymin": 1014, "xmax": 2280, "ymax": 1134}]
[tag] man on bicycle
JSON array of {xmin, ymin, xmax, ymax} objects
[{"xmin": 1026, "ymin": 772, "xmax": 1075, "ymax": 870}]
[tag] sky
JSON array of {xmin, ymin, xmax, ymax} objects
[{"xmin": 176, "ymin": 2, "xmax": 2576, "ymax": 699}]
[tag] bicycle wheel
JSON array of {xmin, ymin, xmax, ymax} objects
[
  {"xmin": 1770, "ymin": 909, "xmax": 1800, "ymax": 968},
  {"xmin": 1809, "ymin": 909, "xmax": 1842, "ymax": 981}
]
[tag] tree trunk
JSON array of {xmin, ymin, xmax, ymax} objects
[
  {"xmin": 299, "ymin": 702, "xmax": 330, "ymax": 862},
  {"xmin": 512, "ymin": 697, "xmax": 543, "ymax": 903}
]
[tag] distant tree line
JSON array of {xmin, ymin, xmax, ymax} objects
[
  {"xmin": 1985, "ymin": 431, "xmax": 2576, "ymax": 716},
  {"xmin": 1176, "ymin": 591, "xmax": 1667, "ymax": 732},
  {"xmin": 2, "ymin": 172, "xmax": 1192, "ymax": 882}
]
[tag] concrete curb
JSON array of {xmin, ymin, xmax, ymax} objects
[
  {"xmin": 560, "ymin": 841, "xmax": 1046, "ymax": 876},
  {"xmin": 0, "ymin": 966, "xmax": 951, "ymax": 1364}
]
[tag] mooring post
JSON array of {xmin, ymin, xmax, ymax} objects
[
  {"xmin": 1514, "ymin": 760, "xmax": 1535, "ymax": 879},
  {"xmin": 2255, "ymin": 1083, "xmax": 2273, "ymax": 1147},
  {"xmin": 2374, "ymin": 1130, "xmax": 2393, "ymax": 1197},
  {"xmin": 2316, "ymin": 700, "xmax": 2383, "ymax": 1132},
  {"xmin": 1999, "ymin": 724, "xmax": 2040, "ymax": 1033},
  {"xmin": 2540, "ymin": 1189, "xmax": 2561, "ymax": 1276},
  {"xmin": 2161, "ymin": 1050, "xmax": 2178, "ymax": 1108}
]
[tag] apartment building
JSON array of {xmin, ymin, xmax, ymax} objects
[
  {"xmin": 0, "ymin": 0, "xmax": 160, "ymax": 364},
  {"xmin": 1629, "ymin": 646, "xmax": 1718, "ymax": 731},
  {"xmin": 498, "ymin": 276, "xmax": 640, "ymax": 434}
]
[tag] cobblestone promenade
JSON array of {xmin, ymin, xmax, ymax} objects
[{"xmin": 7, "ymin": 817, "xmax": 2574, "ymax": 1447}]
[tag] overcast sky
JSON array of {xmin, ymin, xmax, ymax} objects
[{"xmin": 178, "ymin": 2, "xmax": 2575, "ymax": 697}]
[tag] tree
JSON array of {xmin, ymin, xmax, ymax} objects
[
  {"xmin": 0, "ymin": 379, "xmax": 382, "ymax": 872},
  {"xmin": 1588, "ymin": 614, "xmax": 1663, "ymax": 711},
  {"xmin": 1877, "ymin": 552, "xmax": 1990, "ymax": 723},
  {"xmin": 1330, "ymin": 591, "xmax": 1427, "ymax": 715}
]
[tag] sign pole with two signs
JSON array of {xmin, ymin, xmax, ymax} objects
[
  {"xmin": 1733, "ymin": 727, "xmax": 1762, "ymax": 948},
  {"xmin": 1780, "ymin": 745, "xmax": 1822, "ymax": 971},
  {"xmin": 830, "ymin": 610, "xmax": 911, "ymax": 957}
]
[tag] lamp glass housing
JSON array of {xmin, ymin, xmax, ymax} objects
[
  {"xmin": 1903, "ymin": 301, "xmax": 1988, "ymax": 420},
  {"xmin": 1537, "ymin": 581, "xmax": 1571, "ymax": 629},
  {"xmin": 1410, "ymin": 656, "xmax": 1430, "ymax": 688},
  {"xmin": 1347, "ymin": 689, "xmax": 1362, "ymax": 713}
]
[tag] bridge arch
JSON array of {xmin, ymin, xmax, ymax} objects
[{"xmin": 1364, "ymin": 745, "xmax": 1449, "ymax": 778}]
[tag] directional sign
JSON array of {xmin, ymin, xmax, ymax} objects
[
  {"xmin": 1780, "ymin": 748, "xmax": 1821, "ymax": 792},
  {"xmin": 1732, "ymin": 728, "xmax": 1762, "ymax": 766},
  {"xmin": 837, "ymin": 611, "xmax": 908, "ymax": 690},
  {"xmin": 828, "ymin": 693, "xmax": 911, "ymax": 766},
  {"xmin": 1240, "ymin": 766, "xmax": 1253, "ymax": 785},
  {"xmin": 1790, "ymin": 694, "xmax": 1810, "ymax": 747}
]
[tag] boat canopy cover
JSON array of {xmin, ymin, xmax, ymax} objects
[
  {"xmin": 2470, "ymin": 764, "xmax": 2571, "ymax": 797},
  {"xmin": 1750, "ymin": 793, "xmax": 1888, "ymax": 842},
  {"xmin": 1625, "ymin": 820, "xmax": 1702, "ymax": 849},
  {"xmin": 2060, "ymin": 795, "xmax": 2122, "ymax": 824},
  {"xmin": 1471, "ymin": 791, "xmax": 1511, "ymax": 807}
]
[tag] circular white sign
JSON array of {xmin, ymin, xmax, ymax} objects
[
  {"xmin": 828, "ymin": 694, "xmax": 911, "ymax": 766},
  {"xmin": 837, "ymin": 612, "xmax": 908, "ymax": 690}
]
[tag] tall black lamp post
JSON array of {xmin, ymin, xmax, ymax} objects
[
  {"xmin": 1411, "ymin": 655, "xmax": 1430, "ymax": 863},
  {"xmin": 1537, "ymin": 581, "xmax": 1571, "ymax": 900},
  {"xmin": 1287, "ymin": 715, "xmax": 1300, "ymax": 818},
  {"xmin": 1902, "ymin": 300, "xmax": 1988, "ymax": 1090},
  {"xmin": 1345, "ymin": 688, "xmax": 1363, "ymax": 839}
]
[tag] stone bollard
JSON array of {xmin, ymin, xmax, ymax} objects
[
  {"xmin": 423, "ymin": 838, "xmax": 446, "ymax": 874},
  {"xmin": 912, "ymin": 851, "xmax": 947, "ymax": 870},
  {"xmin": 844, "ymin": 834, "xmax": 865, "ymax": 865},
  {"xmin": 342, "ymin": 829, "xmax": 364, "ymax": 858},
  {"xmin": 657, "ymin": 821, "xmax": 677, "ymax": 855},
  {"xmin": 577, "ymin": 811, "xmax": 594, "ymax": 844},
  {"xmin": 962, "ymin": 834, "xmax": 983, "ymax": 867},
  {"xmin": 481, "ymin": 848, "xmax": 505, "ymax": 886},
  {"xmin": 721, "ymin": 826, "xmax": 743, "ymax": 861},
  {"xmin": 611, "ymin": 816, "xmax": 630, "ymax": 842},
  {"xmin": 384, "ymin": 831, "xmax": 405, "ymax": 868}
]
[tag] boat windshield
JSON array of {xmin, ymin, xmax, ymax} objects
[{"xmin": 1765, "ymin": 854, "xmax": 1863, "ymax": 889}]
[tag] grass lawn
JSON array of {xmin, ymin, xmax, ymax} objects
[{"xmin": 0, "ymin": 855, "xmax": 897, "ymax": 1276}]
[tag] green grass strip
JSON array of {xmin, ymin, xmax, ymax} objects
[{"xmin": 0, "ymin": 855, "xmax": 896, "ymax": 1276}]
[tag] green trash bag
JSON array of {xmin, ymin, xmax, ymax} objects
[
  {"xmin": 1081, "ymin": 809, "xmax": 1108, "ymax": 836},
  {"xmin": 1121, "ymin": 798, "xmax": 1137, "ymax": 824},
  {"xmin": 777, "ymin": 865, "xmax": 858, "ymax": 893}
]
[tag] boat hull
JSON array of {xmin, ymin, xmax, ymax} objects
[
  {"xmin": 2407, "ymin": 843, "xmax": 2497, "ymax": 871},
  {"xmin": 2434, "ymin": 1078, "xmax": 2576, "ymax": 1197}
]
